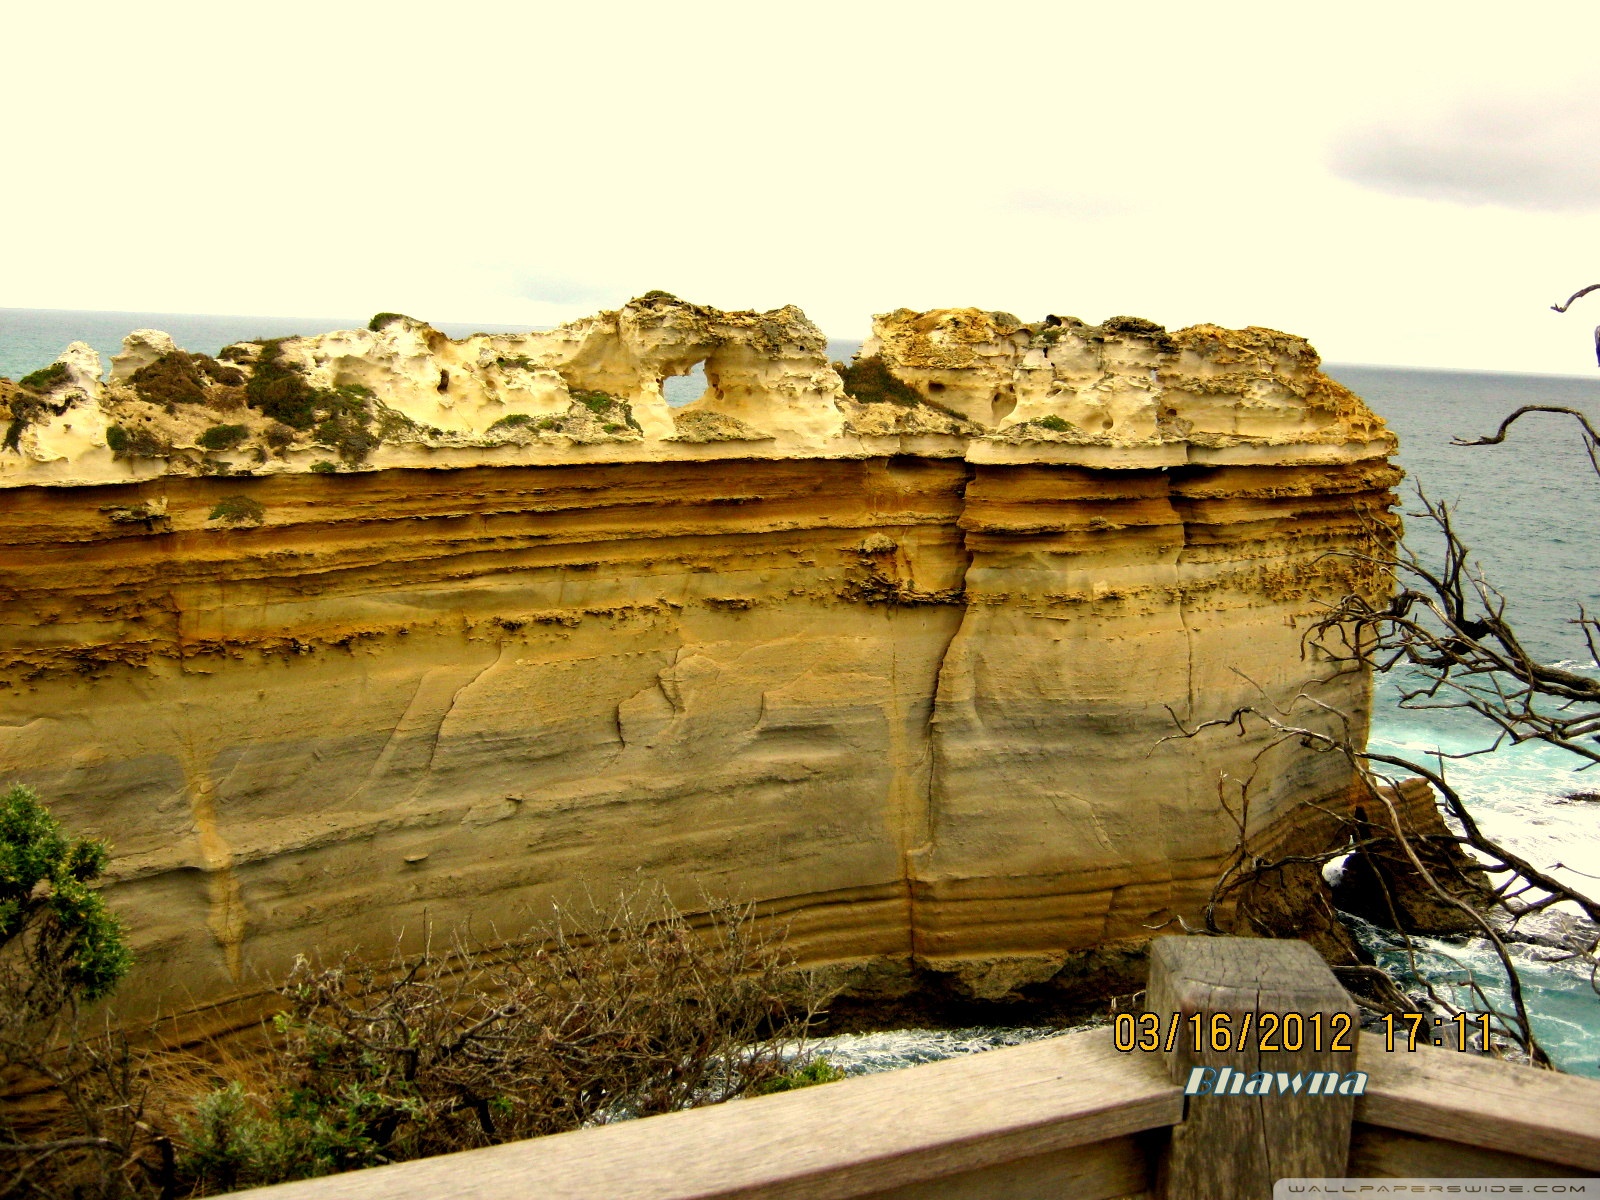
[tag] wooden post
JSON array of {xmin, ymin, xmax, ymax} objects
[{"xmin": 1146, "ymin": 936, "xmax": 1358, "ymax": 1199}]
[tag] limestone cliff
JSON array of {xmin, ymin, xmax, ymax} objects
[{"xmin": 0, "ymin": 297, "xmax": 1399, "ymax": 1015}]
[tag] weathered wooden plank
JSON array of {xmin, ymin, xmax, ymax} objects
[
  {"xmin": 1350, "ymin": 1124, "xmax": 1583, "ymax": 1177},
  {"xmin": 235, "ymin": 1026, "xmax": 1183, "ymax": 1200},
  {"xmin": 855, "ymin": 1132, "xmax": 1153, "ymax": 1200},
  {"xmin": 1356, "ymin": 1032, "xmax": 1600, "ymax": 1172},
  {"xmin": 1145, "ymin": 936, "xmax": 1359, "ymax": 1198}
]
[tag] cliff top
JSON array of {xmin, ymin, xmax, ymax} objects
[{"xmin": 0, "ymin": 295, "xmax": 1394, "ymax": 488}]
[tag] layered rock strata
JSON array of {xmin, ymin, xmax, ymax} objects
[{"xmin": 0, "ymin": 298, "xmax": 1400, "ymax": 1015}]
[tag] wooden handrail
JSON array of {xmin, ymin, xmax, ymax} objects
[{"xmin": 1356, "ymin": 1033, "xmax": 1600, "ymax": 1172}]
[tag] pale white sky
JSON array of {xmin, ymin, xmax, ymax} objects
[{"xmin": 5, "ymin": 1, "xmax": 1600, "ymax": 374}]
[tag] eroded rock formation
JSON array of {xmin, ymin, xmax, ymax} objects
[{"xmin": 0, "ymin": 296, "xmax": 1400, "ymax": 1017}]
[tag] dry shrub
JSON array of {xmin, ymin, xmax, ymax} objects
[
  {"xmin": 5, "ymin": 889, "xmax": 827, "ymax": 1197},
  {"xmin": 256, "ymin": 892, "xmax": 816, "ymax": 1154}
]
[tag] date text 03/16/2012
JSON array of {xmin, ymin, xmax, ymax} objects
[{"xmin": 1113, "ymin": 1010, "xmax": 1496, "ymax": 1056}]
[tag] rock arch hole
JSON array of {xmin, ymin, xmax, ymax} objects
[{"xmin": 662, "ymin": 361, "xmax": 708, "ymax": 408}]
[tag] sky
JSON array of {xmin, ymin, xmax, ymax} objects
[{"xmin": 5, "ymin": 2, "xmax": 1600, "ymax": 374}]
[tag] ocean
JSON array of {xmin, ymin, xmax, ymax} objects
[{"xmin": 4, "ymin": 310, "xmax": 1598, "ymax": 1075}]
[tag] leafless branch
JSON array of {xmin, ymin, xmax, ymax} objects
[{"xmin": 1551, "ymin": 284, "xmax": 1600, "ymax": 313}]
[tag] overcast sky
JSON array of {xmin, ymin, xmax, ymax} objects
[{"xmin": 5, "ymin": 2, "xmax": 1600, "ymax": 374}]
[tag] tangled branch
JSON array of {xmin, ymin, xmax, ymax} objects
[
  {"xmin": 1314, "ymin": 489, "xmax": 1600, "ymax": 767},
  {"xmin": 1161, "ymin": 699, "xmax": 1592, "ymax": 1066}
]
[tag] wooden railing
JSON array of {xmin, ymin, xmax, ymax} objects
[{"xmin": 237, "ymin": 937, "xmax": 1600, "ymax": 1199}]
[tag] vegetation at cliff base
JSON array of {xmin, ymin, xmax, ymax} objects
[
  {"xmin": 0, "ymin": 784, "xmax": 130, "ymax": 1004},
  {"xmin": 1, "ymin": 796, "xmax": 831, "ymax": 1198},
  {"xmin": 749, "ymin": 1056, "xmax": 845, "ymax": 1094}
]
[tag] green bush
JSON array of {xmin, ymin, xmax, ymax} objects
[
  {"xmin": 244, "ymin": 341, "xmax": 321, "ymax": 429},
  {"xmin": 310, "ymin": 460, "xmax": 338, "ymax": 473},
  {"xmin": 0, "ymin": 783, "xmax": 130, "ymax": 1003},
  {"xmin": 4, "ymin": 393, "xmax": 48, "ymax": 452},
  {"xmin": 208, "ymin": 495, "xmax": 266, "ymax": 526},
  {"xmin": 130, "ymin": 351, "xmax": 210, "ymax": 410},
  {"xmin": 366, "ymin": 312, "xmax": 414, "ymax": 333},
  {"xmin": 1036, "ymin": 414, "xmax": 1072, "ymax": 433},
  {"xmin": 177, "ymin": 1080, "xmax": 387, "ymax": 1193},
  {"xmin": 315, "ymin": 412, "xmax": 379, "ymax": 465},
  {"xmin": 198, "ymin": 423, "xmax": 250, "ymax": 451},
  {"xmin": 244, "ymin": 345, "xmax": 378, "ymax": 463},
  {"xmin": 18, "ymin": 362, "xmax": 69, "ymax": 393},
  {"xmin": 105, "ymin": 423, "xmax": 168, "ymax": 458},
  {"xmin": 838, "ymin": 356, "xmax": 923, "ymax": 408},
  {"xmin": 749, "ymin": 1057, "xmax": 845, "ymax": 1095}
]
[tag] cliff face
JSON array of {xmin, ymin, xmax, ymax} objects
[{"xmin": 0, "ymin": 298, "xmax": 1399, "ymax": 1013}]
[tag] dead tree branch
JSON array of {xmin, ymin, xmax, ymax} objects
[{"xmin": 1551, "ymin": 284, "xmax": 1600, "ymax": 313}]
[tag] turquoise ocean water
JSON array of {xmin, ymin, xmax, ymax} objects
[{"xmin": 4, "ymin": 311, "xmax": 1598, "ymax": 1074}]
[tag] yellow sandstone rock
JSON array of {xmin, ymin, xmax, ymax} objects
[{"xmin": 0, "ymin": 297, "xmax": 1399, "ymax": 1018}]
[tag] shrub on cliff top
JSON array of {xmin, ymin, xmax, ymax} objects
[
  {"xmin": 18, "ymin": 362, "xmax": 70, "ymax": 393},
  {"xmin": 105, "ymin": 423, "xmax": 170, "ymax": 459},
  {"xmin": 244, "ymin": 346, "xmax": 378, "ymax": 464},
  {"xmin": 198, "ymin": 423, "xmax": 250, "ymax": 451},
  {"xmin": 838, "ymin": 355, "xmax": 924, "ymax": 408},
  {"xmin": 1095, "ymin": 315, "xmax": 1177, "ymax": 352},
  {"xmin": 244, "ymin": 340, "xmax": 320, "ymax": 428},
  {"xmin": 130, "ymin": 351, "xmax": 243, "ymax": 411},
  {"xmin": 366, "ymin": 312, "xmax": 414, "ymax": 333}
]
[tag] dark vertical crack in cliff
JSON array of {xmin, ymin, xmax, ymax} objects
[{"xmin": 902, "ymin": 462, "xmax": 977, "ymax": 966}]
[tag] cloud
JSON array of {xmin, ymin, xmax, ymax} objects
[
  {"xmin": 513, "ymin": 274, "xmax": 618, "ymax": 306},
  {"xmin": 1329, "ymin": 93, "xmax": 1600, "ymax": 213}
]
